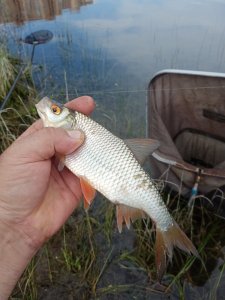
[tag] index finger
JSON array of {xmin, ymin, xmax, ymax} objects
[{"xmin": 65, "ymin": 96, "xmax": 95, "ymax": 115}]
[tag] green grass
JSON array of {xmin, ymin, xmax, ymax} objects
[
  {"xmin": 0, "ymin": 46, "xmax": 16, "ymax": 99},
  {"xmin": 0, "ymin": 45, "xmax": 37, "ymax": 152}
]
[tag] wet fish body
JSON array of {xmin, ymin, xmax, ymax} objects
[
  {"xmin": 65, "ymin": 112, "xmax": 171, "ymax": 228},
  {"xmin": 36, "ymin": 97, "xmax": 198, "ymax": 279}
]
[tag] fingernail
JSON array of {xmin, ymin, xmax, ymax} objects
[{"xmin": 67, "ymin": 130, "xmax": 84, "ymax": 141}]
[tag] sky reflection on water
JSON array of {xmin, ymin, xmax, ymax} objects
[
  {"xmin": 1, "ymin": 0, "xmax": 225, "ymax": 136},
  {"xmin": 79, "ymin": 0, "xmax": 225, "ymax": 77},
  {"xmin": 2, "ymin": 0, "xmax": 225, "ymax": 88}
]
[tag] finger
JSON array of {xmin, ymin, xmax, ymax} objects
[
  {"xmin": 11, "ymin": 127, "xmax": 84, "ymax": 163},
  {"xmin": 18, "ymin": 119, "xmax": 43, "ymax": 140},
  {"xmin": 65, "ymin": 96, "xmax": 95, "ymax": 115},
  {"xmin": 60, "ymin": 167, "xmax": 83, "ymax": 200}
]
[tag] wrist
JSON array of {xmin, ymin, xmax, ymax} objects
[{"xmin": 0, "ymin": 221, "xmax": 39, "ymax": 299}]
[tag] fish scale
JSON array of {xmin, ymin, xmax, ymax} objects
[
  {"xmin": 65, "ymin": 111, "xmax": 172, "ymax": 230},
  {"xmin": 36, "ymin": 96, "xmax": 199, "ymax": 280}
]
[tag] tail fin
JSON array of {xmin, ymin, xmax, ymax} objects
[{"xmin": 155, "ymin": 222, "xmax": 199, "ymax": 281}]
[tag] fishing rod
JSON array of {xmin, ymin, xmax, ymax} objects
[{"xmin": 0, "ymin": 30, "xmax": 53, "ymax": 111}]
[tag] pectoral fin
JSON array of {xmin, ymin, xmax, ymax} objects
[
  {"xmin": 116, "ymin": 204, "xmax": 146, "ymax": 233},
  {"xmin": 57, "ymin": 155, "xmax": 65, "ymax": 171},
  {"xmin": 124, "ymin": 138, "xmax": 160, "ymax": 165},
  {"xmin": 80, "ymin": 177, "xmax": 96, "ymax": 210}
]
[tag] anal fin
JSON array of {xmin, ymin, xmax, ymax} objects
[
  {"xmin": 80, "ymin": 177, "xmax": 96, "ymax": 210},
  {"xmin": 116, "ymin": 204, "xmax": 146, "ymax": 233}
]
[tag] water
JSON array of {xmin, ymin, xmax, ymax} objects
[
  {"xmin": 2, "ymin": 0, "xmax": 225, "ymax": 138},
  {"xmin": 1, "ymin": 0, "xmax": 225, "ymax": 299}
]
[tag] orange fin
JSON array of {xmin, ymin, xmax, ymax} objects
[
  {"xmin": 155, "ymin": 222, "xmax": 199, "ymax": 281},
  {"xmin": 80, "ymin": 177, "xmax": 96, "ymax": 210},
  {"xmin": 83, "ymin": 197, "xmax": 90, "ymax": 210},
  {"xmin": 116, "ymin": 204, "xmax": 146, "ymax": 233}
]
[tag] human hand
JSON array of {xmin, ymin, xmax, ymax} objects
[
  {"xmin": 0, "ymin": 96, "xmax": 95, "ymax": 299},
  {"xmin": 0, "ymin": 96, "xmax": 95, "ymax": 248}
]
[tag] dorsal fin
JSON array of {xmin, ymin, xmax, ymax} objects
[{"xmin": 124, "ymin": 138, "xmax": 160, "ymax": 165}]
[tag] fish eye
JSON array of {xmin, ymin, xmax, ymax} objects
[{"xmin": 51, "ymin": 104, "xmax": 61, "ymax": 115}]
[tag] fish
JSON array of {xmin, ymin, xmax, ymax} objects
[{"xmin": 35, "ymin": 96, "xmax": 199, "ymax": 280}]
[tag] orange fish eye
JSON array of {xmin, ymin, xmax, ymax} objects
[{"xmin": 51, "ymin": 104, "xmax": 61, "ymax": 115}]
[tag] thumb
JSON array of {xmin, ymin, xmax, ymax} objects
[{"xmin": 9, "ymin": 127, "xmax": 84, "ymax": 163}]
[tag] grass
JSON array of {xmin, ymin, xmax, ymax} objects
[
  {"xmin": 1, "ymin": 47, "xmax": 225, "ymax": 300},
  {"xmin": 0, "ymin": 45, "xmax": 37, "ymax": 152},
  {"xmin": 0, "ymin": 98, "xmax": 37, "ymax": 152},
  {"xmin": 14, "ymin": 191, "xmax": 224, "ymax": 299},
  {"xmin": 0, "ymin": 46, "xmax": 16, "ymax": 99}
]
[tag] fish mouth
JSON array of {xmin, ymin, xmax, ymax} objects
[
  {"xmin": 35, "ymin": 96, "xmax": 52, "ymax": 122},
  {"xmin": 36, "ymin": 108, "xmax": 46, "ymax": 122},
  {"xmin": 35, "ymin": 103, "xmax": 46, "ymax": 122}
]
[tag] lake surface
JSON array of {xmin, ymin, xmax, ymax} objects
[
  {"xmin": 2, "ymin": 0, "xmax": 225, "ymax": 137},
  {"xmin": 1, "ymin": 0, "xmax": 225, "ymax": 299}
]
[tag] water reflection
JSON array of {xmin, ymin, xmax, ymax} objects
[
  {"xmin": 1, "ymin": 0, "xmax": 225, "ymax": 138},
  {"xmin": 2, "ymin": 0, "xmax": 225, "ymax": 88},
  {"xmin": 0, "ymin": 0, "xmax": 93, "ymax": 24}
]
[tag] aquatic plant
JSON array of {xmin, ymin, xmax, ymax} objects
[
  {"xmin": 0, "ymin": 46, "xmax": 16, "ymax": 100},
  {"xmin": 0, "ymin": 46, "xmax": 37, "ymax": 153}
]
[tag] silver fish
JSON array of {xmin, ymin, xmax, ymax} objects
[{"xmin": 36, "ymin": 97, "xmax": 198, "ymax": 279}]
